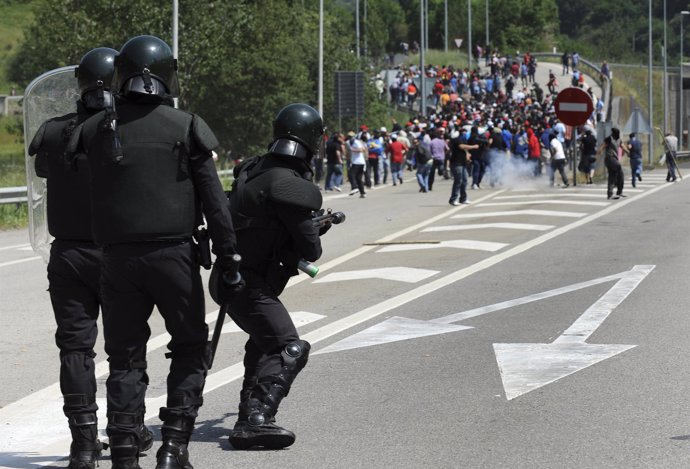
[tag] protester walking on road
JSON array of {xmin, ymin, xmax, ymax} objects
[
  {"xmin": 602, "ymin": 135, "xmax": 624, "ymax": 199},
  {"xmin": 664, "ymin": 132, "xmax": 679, "ymax": 182},
  {"xmin": 449, "ymin": 130, "xmax": 470, "ymax": 205},
  {"xmin": 428, "ymin": 129, "xmax": 449, "ymax": 191},
  {"xmin": 625, "ymin": 132, "xmax": 643, "ymax": 187},
  {"xmin": 349, "ymin": 132, "xmax": 368, "ymax": 197},
  {"xmin": 387, "ymin": 133, "xmax": 407, "ymax": 186},
  {"xmin": 324, "ymin": 132, "xmax": 344, "ymax": 192},
  {"xmin": 579, "ymin": 129, "xmax": 597, "ymax": 184},
  {"xmin": 549, "ymin": 133, "xmax": 569, "ymax": 187},
  {"xmin": 411, "ymin": 137, "xmax": 432, "ymax": 192}
]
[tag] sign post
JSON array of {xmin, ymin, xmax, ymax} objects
[{"xmin": 555, "ymin": 87, "xmax": 594, "ymax": 187}]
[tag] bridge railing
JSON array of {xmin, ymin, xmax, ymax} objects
[{"xmin": 530, "ymin": 53, "xmax": 612, "ymax": 123}]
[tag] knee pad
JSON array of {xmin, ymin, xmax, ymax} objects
[
  {"xmin": 256, "ymin": 340, "xmax": 311, "ymax": 399},
  {"xmin": 280, "ymin": 340, "xmax": 310, "ymax": 377}
]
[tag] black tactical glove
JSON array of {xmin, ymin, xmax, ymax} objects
[
  {"xmin": 312, "ymin": 209, "xmax": 332, "ymax": 236},
  {"xmin": 209, "ymin": 253, "xmax": 245, "ymax": 305},
  {"xmin": 318, "ymin": 220, "xmax": 332, "ymax": 236}
]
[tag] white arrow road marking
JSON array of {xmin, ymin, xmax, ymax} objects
[
  {"xmin": 313, "ymin": 267, "xmax": 439, "ymax": 284},
  {"xmin": 285, "ymin": 191, "xmax": 504, "ymax": 289},
  {"xmin": 0, "ymin": 256, "xmax": 42, "ymax": 268},
  {"xmin": 479, "ymin": 200, "xmax": 610, "ymax": 207},
  {"xmin": 313, "ymin": 269, "xmax": 636, "ymax": 361},
  {"xmin": 314, "ymin": 316, "xmax": 472, "ymax": 354},
  {"xmin": 493, "ymin": 265, "xmax": 654, "ymax": 400},
  {"xmin": 452, "ymin": 209, "xmax": 586, "ymax": 219},
  {"xmin": 377, "ymin": 239, "xmax": 507, "ymax": 253},
  {"xmin": 422, "ymin": 222, "xmax": 554, "ymax": 232}
]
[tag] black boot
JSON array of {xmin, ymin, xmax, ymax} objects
[
  {"xmin": 155, "ymin": 440, "xmax": 193, "ymax": 469},
  {"xmin": 229, "ymin": 341, "xmax": 310, "ymax": 450},
  {"xmin": 109, "ymin": 434, "xmax": 141, "ymax": 469},
  {"xmin": 67, "ymin": 412, "xmax": 104, "ymax": 469},
  {"xmin": 228, "ymin": 398, "xmax": 295, "ymax": 450},
  {"xmin": 136, "ymin": 417, "xmax": 154, "ymax": 453},
  {"xmin": 155, "ymin": 417, "xmax": 195, "ymax": 469}
]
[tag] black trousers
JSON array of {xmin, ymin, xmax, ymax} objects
[
  {"xmin": 48, "ymin": 240, "xmax": 102, "ymax": 415},
  {"xmin": 607, "ymin": 166, "xmax": 624, "ymax": 197},
  {"xmin": 227, "ymin": 270, "xmax": 300, "ymax": 396},
  {"xmin": 101, "ymin": 241, "xmax": 208, "ymax": 433},
  {"xmin": 365, "ymin": 158, "xmax": 379, "ymax": 186},
  {"xmin": 428, "ymin": 158, "xmax": 445, "ymax": 190}
]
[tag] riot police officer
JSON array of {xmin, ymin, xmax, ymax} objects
[
  {"xmin": 74, "ymin": 36, "xmax": 240, "ymax": 469},
  {"xmin": 221, "ymin": 103, "xmax": 325, "ymax": 450},
  {"xmin": 28, "ymin": 47, "xmax": 152, "ymax": 469}
]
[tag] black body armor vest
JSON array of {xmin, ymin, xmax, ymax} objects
[
  {"xmin": 31, "ymin": 113, "xmax": 93, "ymax": 241},
  {"xmin": 81, "ymin": 101, "xmax": 199, "ymax": 245}
]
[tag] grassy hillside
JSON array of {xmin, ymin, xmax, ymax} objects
[{"xmin": 0, "ymin": 1, "xmax": 36, "ymax": 94}]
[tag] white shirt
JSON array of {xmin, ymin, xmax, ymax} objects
[
  {"xmin": 665, "ymin": 135, "xmax": 679, "ymax": 152},
  {"xmin": 550, "ymin": 138, "xmax": 566, "ymax": 160},
  {"xmin": 349, "ymin": 138, "xmax": 367, "ymax": 165}
]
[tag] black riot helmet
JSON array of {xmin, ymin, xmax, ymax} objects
[
  {"xmin": 75, "ymin": 47, "xmax": 117, "ymax": 111},
  {"xmin": 269, "ymin": 103, "xmax": 325, "ymax": 162},
  {"xmin": 112, "ymin": 35, "xmax": 179, "ymax": 98}
]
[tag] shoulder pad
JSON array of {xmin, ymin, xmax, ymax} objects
[
  {"xmin": 192, "ymin": 114, "xmax": 219, "ymax": 154},
  {"xmin": 233, "ymin": 155, "xmax": 260, "ymax": 179},
  {"xmin": 270, "ymin": 170, "xmax": 322, "ymax": 211},
  {"xmin": 28, "ymin": 121, "xmax": 49, "ymax": 156}
]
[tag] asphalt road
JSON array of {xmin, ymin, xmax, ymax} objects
[{"xmin": 2, "ymin": 163, "xmax": 690, "ymax": 469}]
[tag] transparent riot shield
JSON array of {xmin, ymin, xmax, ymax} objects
[{"xmin": 23, "ymin": 66, "xmax": 79, "ymax": 263}]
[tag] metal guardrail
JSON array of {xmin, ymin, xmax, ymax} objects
[
  {"xmin": 531, "ymin": 52, "xmax": 613, "ymax": 128},
  {"xmin": 0, "ymin": 186, "xmax": 27, "ymax": 205}
]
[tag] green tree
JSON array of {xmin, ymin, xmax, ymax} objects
[{"xmin": 8, "ymin": 0, "xmax": 381, "ymax": 157}]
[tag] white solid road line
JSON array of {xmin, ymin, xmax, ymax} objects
[
  {"xmin": 377, "ymin": 239, "xmax": 508, "ymax": 253},
  {"xmin": 452, "ymin": 209, "xmax": 586, "ymax": 219},
  {"xmin": 313, "ymin": 267, "xmax": 439, "ymax": 284},
  {"xmin": 479, "ymin": 200, "xmax": 610, "ymax": 207},
  {"xmin": 423, "ymin": 222, "xmax": 554, "ymax": 232},
  {"xmin": 0, "ymin": 256, "xmax": 42, "ymax": 268},
  {"xmin": 0, "ymin": 243, "xmax": 31, "ymax": 251}
]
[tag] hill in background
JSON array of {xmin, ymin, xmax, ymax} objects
[{"xmin": 0, "ymin": 0, "xmax": 36, "ymax": 95}]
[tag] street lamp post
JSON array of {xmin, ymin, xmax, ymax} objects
[
  {"xmin": 467, "ymin": 0, "xmax": 472, "ymax": 70},
  {"xmin": 681, "ymin": 11, "xmax": 690, "ymax": 151},
  {"xmin": 486, "ymin": 0, "xmax": 489, "ymax": 48},
  {"xmin": 664, "ymin": 0, "xmax": 668, "ymax": 134},
  {"xmin": 355, "ymin": 0, "xmax": 360, "ymax": 59},
  {"xmin": 318, "ymin": 0, "xmax": 323, "ymax": 118},
  {"xmin": 420, "ymin": 0, "xmax": 426, "ymax": 116},
  {"xmin": 648, "ymin": 0, "xmax": 653, "ymax": 165},
  {"xmin": 445, "ymin": 0, "xmax": 448, "ymax": 53}
]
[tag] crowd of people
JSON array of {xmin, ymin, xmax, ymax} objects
[{"xmin": 314, "ymin": 51, "xmax": 616, "ymax": 204}]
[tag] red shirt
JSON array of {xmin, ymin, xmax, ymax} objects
[
  {"xmin": 527, "ymin": 129, "xmax": 541, "ymax": 158},
  {"xmin": 387, "ymin": 140, "xmax": 406, "ymax": 163}
]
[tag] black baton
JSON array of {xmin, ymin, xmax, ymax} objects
[
  {"xmin": 208, "ymin": 253, "xmax": 241, "ymax": 369},
  {"xmin": 209, "ymin": 303, "xmax": 230, "ymax": 370}
]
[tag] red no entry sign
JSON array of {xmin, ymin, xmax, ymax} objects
[{"xmin": 554, "ymin": 87, "xmax": 594, "ymax": 126}]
